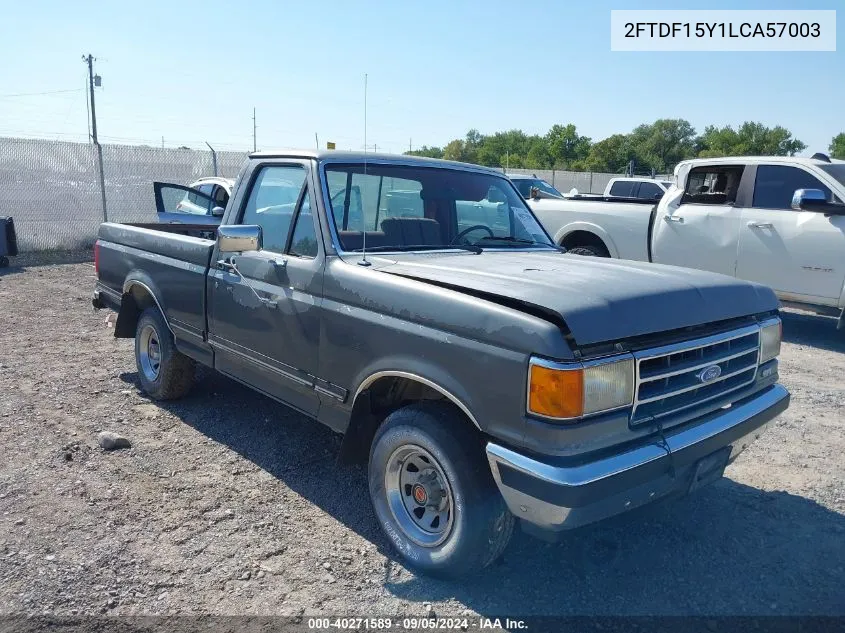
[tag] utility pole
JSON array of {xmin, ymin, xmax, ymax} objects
[
  {"xmin": 161, "ymin": 136, "xmax": 164, "ymax": 149},
  {"xmin": 83, "ymin": 54, "xmax": 99, "ymax": 144},
  {"xmin": 409, "ymin": 138, "xmax": 412, "ymax": 152},
  {"xmin": 83, "ymin": 54, "xmax": 108, "ymax": 222},
  {"xmin": 252, "ymin": 107, "xmax": 257, "ymax": 152}
]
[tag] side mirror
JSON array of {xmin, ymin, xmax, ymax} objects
[
  {"xmin": 211, "ymin": 206, "xmax": 225, "ymax": 217},
  {"xmin": 217, "ymin": 225, "xmax": 262, "ymax": 252},
  {"xmin": 529, "ymin": 186, "xmax": 540, "ymax": 199},
  {"xmin": 791, "ymin": 188, "xmax": 828, "ymax": 211}
]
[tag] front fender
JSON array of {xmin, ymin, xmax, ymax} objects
[{"xmin": 350, "ymin": 354, "xmax": 482, "ymax": 432}]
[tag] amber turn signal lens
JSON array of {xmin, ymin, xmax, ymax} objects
[{"xmin": 528, "ymin": 364, "xmax": 584, "ymax": 419}]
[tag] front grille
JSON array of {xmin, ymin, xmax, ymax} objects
[{"xmin": 631, "ymin": 325, "xmax": 760, "ymax": 425}]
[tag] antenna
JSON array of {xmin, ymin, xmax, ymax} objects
[{"xmin": 359, "ymin": 73, "xmax": 371, "ymax": 267}]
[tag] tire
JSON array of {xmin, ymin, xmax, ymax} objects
[
  {"xmin": 566, "ymin": 244, "xmax": 609, "ymax": 257},
  {"xmin": 0, "ymin": 256, "xmax": 8, "ymax": 268},
  {"xmin": 368, "ymin": 401, "xmax": 515, "ymax": 578},
  {"xmin": 134, "ymin": 307, "xmax": 195, "ymax": 400}
]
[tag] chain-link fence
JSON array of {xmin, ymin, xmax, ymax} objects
[
  {"xmin": 0, "ymin": 136, "xmax": 671, "ymax": 253},
  {"xmin": 0, "ymin": 137, "xmax": 248, "ymax": 252}
]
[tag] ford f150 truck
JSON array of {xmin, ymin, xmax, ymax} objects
[
  {"xmin": 92, "ymin": 150, "xmax": 789, "ymax": 578},
  {"xmin": 530, "ymin": 154, "xmax": 845, "ymax": 326}
]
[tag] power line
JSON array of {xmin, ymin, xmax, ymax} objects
[{"xmin": 0, "ymin": 88, "xmax": 83, "ymax": 98}]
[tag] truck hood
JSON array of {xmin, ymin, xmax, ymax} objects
[{"xmin": 374, "ymin": 251, "xmax": 778, "ymax": 346}]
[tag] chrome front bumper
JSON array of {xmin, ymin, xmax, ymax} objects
[{"xmin": 486, "ymin": 384, "xmax": 789, "ymax": 537}]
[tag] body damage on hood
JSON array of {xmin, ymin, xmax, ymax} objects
[{"xmin": 371, "ymin": 251, "xmax": 779, "ymax": 348}]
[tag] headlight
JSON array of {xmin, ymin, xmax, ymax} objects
[
  {"xmin": 527, "ymin": 356, "xmax": 634, "ymax": 421},
  {"xmin": 760, "ymin": 319, "xmax": 782, "ymax": 364}
]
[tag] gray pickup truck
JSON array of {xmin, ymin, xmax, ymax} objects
[{"xmin": 92, "ymin": 150, "xmax": 789, "ymax": 578}]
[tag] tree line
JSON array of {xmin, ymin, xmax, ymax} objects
[{"xmin": 406, "ymin": 119, "xmax": 845, "ymax": 174}]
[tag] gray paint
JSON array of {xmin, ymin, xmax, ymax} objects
[{"xmin": 94, "ymin": 152, "xmax": 781, "ymax": 458}]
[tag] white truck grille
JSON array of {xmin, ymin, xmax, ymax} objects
[{"xmin": 631, "ymin": 324, "xmax": 761, "ymax": 425}]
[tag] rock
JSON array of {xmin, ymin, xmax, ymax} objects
[
  {"xmin": 256, "ymin": 571, "xmax": 265, "ymax": 579},
  {"xmin": 240, "ymin": 571, "xmax": 251, "ymax": 581},
  {"xmin": 322, "ymin": 562, "xmax": 332, "ymax": 570},
  {"xmin": 323, "ymin": 574, "xmax": 337, "ymax": 584},
  {"xmin": 14, "ymin": 519, "xmax": 24, "ymax": 526},
  {"xmin": 425, "ymin": 604, "xmax": 436, "ymax": 618},
  {"xmin": 97, "ymin": 431, "xmax": 131, "ymax": 451}
]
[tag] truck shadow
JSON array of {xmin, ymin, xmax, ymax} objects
[
  {"xmin": 780, "ymin": 309, "xmax": 845, "ymax": 353},
  {"xmin": 119, "ymin": 370, "xmax": 845, "ymax": 616}
]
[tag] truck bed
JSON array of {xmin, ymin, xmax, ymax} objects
[{"xmin": 96, "ymin": 222, "xmax": 216, "ymax": 360}]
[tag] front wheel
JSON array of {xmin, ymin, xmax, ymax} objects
[
  {"xmin": 368, "ymin": 402, "xmax": 514, "ymax": 578},
  {"xmin": 134, "ymin": 307, "xmax": 195, "ymax": 400}
]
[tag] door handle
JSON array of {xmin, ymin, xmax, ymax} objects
[
  {"xmin": 663, "ymin": 215, "xmax": 684, "ymax": 223},
  {"xmin": 747, "ymin": 221, "xmax": 774, "ymax": 229},
  {"xmin": 260, "ymin": 298, "xmax": 278, "ymax": 309},
  {"xmin": 271, "ymin": 257, "xmax": 288, "ymax": 270}
]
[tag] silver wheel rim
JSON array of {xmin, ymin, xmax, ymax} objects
[
  {"xmin": 384, "ymin": 444, "xmax": 455, "ymax": 548},
  {"xmin": 138, "ymin": 324, "xmax": 161, "ymax": 381}
]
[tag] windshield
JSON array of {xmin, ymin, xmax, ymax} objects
[
  {"xmin": 820, "ymin": 164, "xmax": 845, "ymax": 189},
  {"xmin": 512, "ymin": 178, "xmax": 562, "ymax": 198},
  {"xmin": 324, "ymin": 164, "xmax": 556, "ymax": 252}
]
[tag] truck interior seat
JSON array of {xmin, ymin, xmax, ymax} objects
[
  {"xmin": 338, "ymin": 230, "xmax": 388, "ymax": 251},
  {"xmin": 380, "ymin": 217, "xmax": 441, "ymax": 246}
]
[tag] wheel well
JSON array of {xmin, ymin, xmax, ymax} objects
[
  {"xmin": 560, "ymin": 230, "xmax": 609, "ymax": 254},
  {"xmin": 338, "ymin": 376, "xmax": 480, "ymax": 466},
  {"xmin": 114, "ymin": 283, "xmax": 160, "ymax": 338}
]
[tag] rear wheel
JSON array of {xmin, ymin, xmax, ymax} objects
[
  {"xmin": 368, "ymin": 402, "xmax": 514, "ymax": 578},
  {"xmin": 567, "ymin": 244, "xmax": 609, "ymax": 257},
  {"xmin": 134, "ymin": 307, "xmax": 195, "ymax": 400}
]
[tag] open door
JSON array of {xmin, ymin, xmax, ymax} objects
[{"xmin": 153, "ymin": 182, "xmax": 222, "ymax": 226}]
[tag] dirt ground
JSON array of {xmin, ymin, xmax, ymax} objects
[{"xmin": 0, "ymin": 255, "xmax": 843, "ymax": 618}]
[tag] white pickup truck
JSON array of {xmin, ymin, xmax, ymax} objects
[{"xmin": 529, "ymin": 154, "xmax": 845, "ymax": 325}]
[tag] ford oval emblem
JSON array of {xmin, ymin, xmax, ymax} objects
[{"xmin": 697, "ymin": 365, "xmax": 722, "ymax": 383}]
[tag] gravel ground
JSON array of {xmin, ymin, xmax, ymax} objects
[{"xmin": 0, "ymin": 255, "xmax": 843, "ymax": 618}]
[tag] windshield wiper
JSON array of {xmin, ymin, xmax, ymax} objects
[
  {"xmin": 347, "ymin": 244, "xmax": 483, "ymax": 254},
  {"xmin": 475, "ymin": 236, "xmax": 554, "ymax": 247}
]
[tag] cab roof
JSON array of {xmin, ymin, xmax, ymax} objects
[{"xmin": 248, "ymin": 149, "xmax": 504, "ymax": 175}]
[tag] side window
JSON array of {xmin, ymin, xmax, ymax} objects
[
  {"xmin": 682, "ymin": 166, "xmax": 744, "ymax": 205},
  {"xmin": 213, "ymin": 186, "xmax": 229, "ymax": 209},
  {"xmin": 638, "ymin": 182, "xmax": 664, "ymax": 200},
  {"xmin": 241, "ymin": 165, "xmax": 306, "ymax": 253},
  {"xmin": 753, "ymin": 165, "xmax": 832, "ymax": 210},
  {"xmin": 609, "ymin": 180, "xmax": 635, "ymax": 197},
  {"xmin": 288, "ymin": 191, "xmax": 319, "ymax": 258}
]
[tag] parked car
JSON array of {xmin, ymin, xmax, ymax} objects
[
  {"xmin": 92, "ymin": 150, "xmax": 788, "ymax": 578},
  {"xmin": 154, "ymin": 177, "xmax": 234, "ymax": 224},
  {"xmin": 508, "ymin": 173, "xmax": 564, "ymax": 199},
  {"xmin": 529, "ymin": 154, "xmax": 845, "ymax": 327},
  {"xmin": 603, "ymin": 176, "xmax": 673, "ymax": 200}
]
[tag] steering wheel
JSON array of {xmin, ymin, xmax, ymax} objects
[{"xmin": 452, "ymin": 224, "xmax": 495, "ymax": 244}]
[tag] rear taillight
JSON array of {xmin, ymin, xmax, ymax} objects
[{"xmin": 94, "ymin": 240, "xmax": 100, "ymax": 276}]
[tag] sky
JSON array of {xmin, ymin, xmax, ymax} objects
[{"xmin": 0, "ymin": 0, "xmax": 842, "ymax": 156}]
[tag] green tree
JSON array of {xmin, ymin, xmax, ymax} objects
[
  {"xmin": 545, "ymin": 124, "xmax": 591, "ymax": 168},
  {"xmin": 628, "ymin": 119, "xmax": 697, "ymax": 172},
  {"xmin": 829, "ymin": 133, "xmax": 845, "ymax": 159},
  {"xmin": 697, "ymin": 122, "xmax": 806, "ymax": 157},
  {"xmin": 442, "ymin": 139, "xmax": 469, "ymax": 163},
  {"xmin": 583, "ymin": 134, "xmax": 633, "ymax": 173},
  {"xmin": 405, "ymin": 145, "xmax": 444, "ymax": 159}
]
